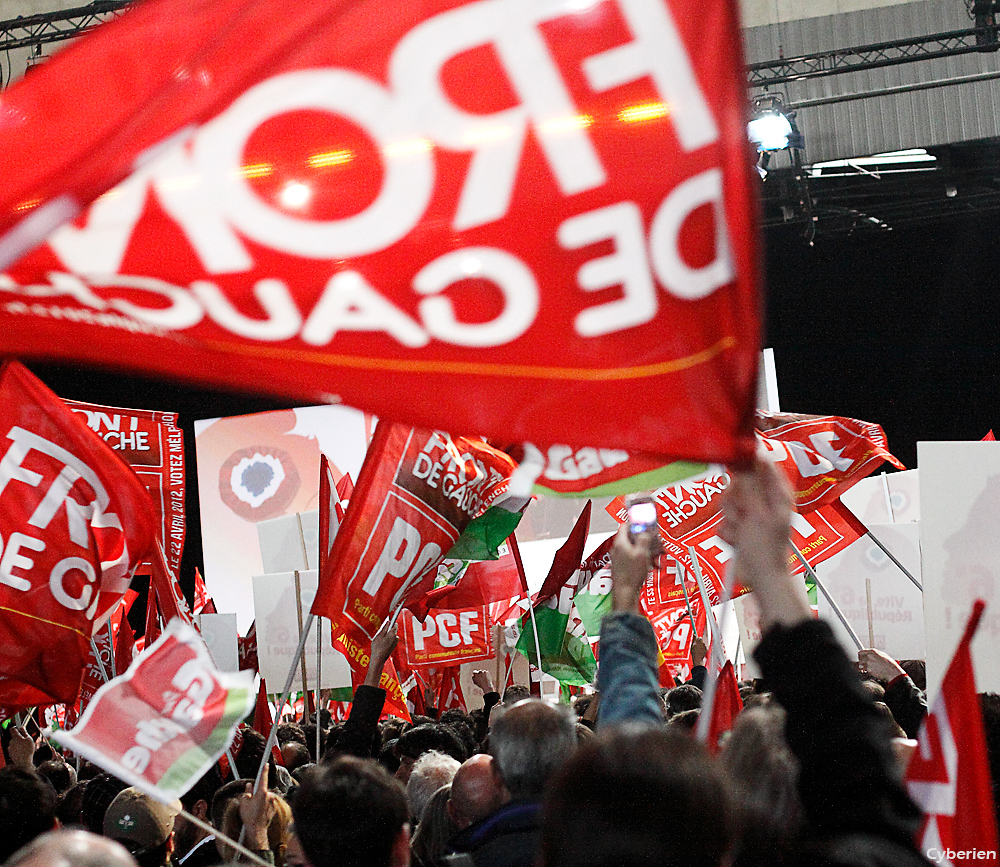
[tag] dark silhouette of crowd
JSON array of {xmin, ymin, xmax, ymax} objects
[{"xmin": 3, "ymin": 458, "xmax": 998, "ymax": 867}]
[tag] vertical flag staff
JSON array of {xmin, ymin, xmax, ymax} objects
[{"xmin": 792, "ymin": 545, "xmax": 863, "ymax": 650}]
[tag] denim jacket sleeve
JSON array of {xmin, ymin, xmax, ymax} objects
[{"xmin": 596, "ymin": 611, "xmax": 663, "ymax": 728}]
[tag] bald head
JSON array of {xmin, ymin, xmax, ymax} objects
[
  {"xmin": 447, "ymin": 755, "xmax": 504, "ymax": 830},
  {"xmin": 5, "ymin": 829, "xmax": 138, "ymax": 867}
]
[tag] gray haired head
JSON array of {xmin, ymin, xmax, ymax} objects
[{"xmin": 488, "ymin": 699, "xmax": 576, "ymax": 801}]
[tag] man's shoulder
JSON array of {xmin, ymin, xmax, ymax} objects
[{"xmin": 448, "ymin": 801, "xmax": 541, "ymax": 867}]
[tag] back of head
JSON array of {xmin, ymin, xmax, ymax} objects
[
  {"xmin": 292, "ymin": 757, "xmax": 408, "ymax": 867},
  {"xmin": 489, "ymin": 700, "xmax": 576, "ymax": 801},
  {"xmin": 720, "ymin": 705, "xmax": 803, "ymax": 860},
  {"xmin": 0, "ymin": 768, "xmax": 58, "ymax": 862},
  {"xmin": 57, "ymin": 781, "xmax": 89, "ymax": 829},
  {"xmin": 36, "ymin": 760, "xmax": 76, "ymax": 796},
  {"xmin": 79, "ymin": 773, "xmax": 128, "ymax": 835},
  {"xmin": 500, "ymin": 686, "xmax": 530, "ymax": 707},
  {"xmin": 410, "ymin": 785, "xmax": 455, "ymax": 867},
  {"xmin": 666, "ymin": 684, "xmax": 703, "ymax": 718},
  {"xmin": 448, "ymin": 754, "xmax": 504, "ymax": 830},
  {"xmin": 406, "ymin": 751, "xmax": 460, "ymax": 822},
  {"xmin": 5, "ymin": 828, "xmax": 138, "ymax": 867},
  {"xmin": 542, "ymin": 725, "xmax": 732, "ymax": 867},
  {"xmin": 103, "ymin": 787, "xmax": 179, "ymax": 867},
  {"xmin": 396, "ymin": 724, "xmax": 467, "ymax": 764}
]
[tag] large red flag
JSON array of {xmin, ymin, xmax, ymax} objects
[
  {"xmin": 65, "ymin": 400, "xmax": 185, "ymax": 577},
  {"xmin": 0, "ymin": 361, "xmax": 156, "ymax": 708},
  {"xmin": 313, "ymin": 423, "xmax": 515, "ymax": 654},
  {"xmin": 0, "ymin": 0, "xmax": 759, "ymax": 467},
  {"xmin": 906, "ymin": 600, "xmax": 999, "ymax": 860},
  {"xmin": 607, "ymin": 413, "xmax": 902, "ymax": 600}
]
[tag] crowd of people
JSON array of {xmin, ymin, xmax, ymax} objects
[{"xmin": 0, "ymin": 459, "xmax": 993, "ymax": 867}]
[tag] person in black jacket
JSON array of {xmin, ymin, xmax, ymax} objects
[{"xmin": 543, "ymin": 458, "xmax": 930, "ymax": 867}]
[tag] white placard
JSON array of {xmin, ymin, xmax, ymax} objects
[
  {"xmin": 251, "ymin": 569, "xmax": 352, "ymax": 692},
  {"xmin": 734, "ymin": 593, "xmax": 765, "ymax": 679},
  {"xmin": 840, "ymin": 469, "xmax": 920, "ymax": 525},
  {"xmin": 195, "ymin": 613, "xmax": 240, "ymax": 672},
  {"xmin": 257, "ymin": 511, "xmax": 319, "ymax": 573},
  {"xmin": 816, "ymin": 522, "xmax": 924, "ymax": 661},
  {"xmin": 919, "ymin": 442, "xmax": 1000, "ymax": 700}
]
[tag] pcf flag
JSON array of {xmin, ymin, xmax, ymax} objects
[
  {"xmin": 50, "ymin": 618, "xmax": 255, "ymax": 802},
  {"xmin": 312, "ymin": 423, "xmax": 515, "ymax": 658},
  {"xmin": 0, "ymin": 361, "xmax": 157, "ymax": 708}
]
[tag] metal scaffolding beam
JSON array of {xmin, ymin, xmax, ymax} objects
[
  {"xmin": 0, "ymin": 1, "xmax": 131, "ymax": 53},
  {"xmin": 749, "ymin": 25, "xmax": 1000, "ymax": 88}
]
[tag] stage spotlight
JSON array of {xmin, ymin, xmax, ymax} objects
[{"xmin": 748, "ymin": 94, "xmax": 802, "ymax": 152}]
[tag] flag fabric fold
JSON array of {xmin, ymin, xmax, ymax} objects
[
  {"xmin": 0, "ymin": 361, "xmax": 157, "ymax": 708},
  {"xmin": 906, "ymin": 600, "xmax": 999, "ymax": 860},
  {"xmin": 50, "ymin": 618, "xmax": 255, "ymax": 802}
]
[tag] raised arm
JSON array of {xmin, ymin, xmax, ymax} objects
[
  {"xmin": 596, "ymin": 523, "xmax": 664, "ymax": 727},
  {"xmin": 339, "ymin": 618, "xmax": 398, "ymax": 758},
  {"xmin": 723, "ymin": 460, "xmax": 924, "ymax": 853}
]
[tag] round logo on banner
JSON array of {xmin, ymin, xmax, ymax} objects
[{"xmin": 219, "ymin": 444, "xmax": 301, "ymax": 521}]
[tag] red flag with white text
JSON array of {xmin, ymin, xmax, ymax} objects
[
  {"xmin": 906, "ymin": 600, "xmax": 999, "ymax": 860},
  {"xmin": 313, "ymin": 423, "xmax": 515, "ymax": 654},
  {"xmin": 400, "ymin": 606, "xmax": 492, "ymax": 669},
  {"xmin": 50, "ymin": 618, "xmax": 255, "ymax": 802},
  {"xmin": 65, "ymin": 400, "xmax": 185, "ymax": 577},
  {"xmin": 0, "ymin": 361, "xmax": 156, "ymax": 708},
  {"xmin": 0, "ymin": 0, "xmax": 759, "ymax": 468}
]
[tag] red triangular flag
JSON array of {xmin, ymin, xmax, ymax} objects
[
  {"xmin": 706, "ymin": 660, "xmax": 742, "ymax": 753},
  {"xmin": 143, "ymin": 584, "xmax": 162, "ymax": 648},
  {"xmin": 906, "ymin": 600, "xmax": 999, "ymax": 856},
  {"xmin": 534, "ymin": 501, "xmax": 592, "ymax": 607},
  {"xmin": 192, "ymin": 567, "xmax": 217, "ymax": 615},
  {"xmin": 239, "ymin": 621, "xmax": 259, "ymax": 673},
  {"xmin": 438, "ymin": 666, "xmax": 466, "ymax": 712},
  {"xmin": 252, "ymin": 678, "xmax": 284, "ymax": 766},
  {"xmin": 983, "ymin": 431, "xmax": 996, "ymax": 442}
]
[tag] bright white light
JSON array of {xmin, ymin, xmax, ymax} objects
[
  {"xmin": 279, "ymin": 181, "xmax": 311, "ymax": 209},
  {"xmin": 459, "ymin": 255, "xmax": 483, "ymax": 276},
  {"xmin": 747, "ymin": 111, "xmax": 793, "ymax": 151}
]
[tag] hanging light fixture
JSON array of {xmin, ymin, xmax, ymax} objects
[{"xmin": 747, "ymin": 93, "xmax": 802, "ymax": 152}]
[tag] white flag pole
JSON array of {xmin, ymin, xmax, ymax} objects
[
  {"xmin": 689, "ymin": 549, "xmax": 735, "ymax": 745},
  {"xmin": 253, "ymin": 612, "xmax": 315, "ymax": 790},
  {"xmin": 792, "ymin": 545, "xmax": 863, "ymax": 650}
]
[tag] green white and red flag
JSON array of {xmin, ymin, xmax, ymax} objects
[{"xmin": 49, "ymin": 618, "xmax": 255, "ymax": 803}]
